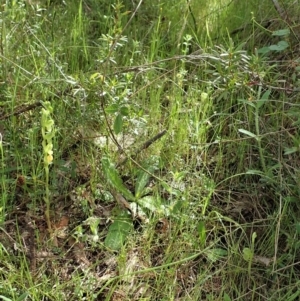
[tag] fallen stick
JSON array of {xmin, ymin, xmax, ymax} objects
[
  {"xmin": 116, "ymin": 129, "xmax": 167, "ymax": 167},
  {"xmin": 0, "ymin": 101, "xmax": 42, "ymax": 121}
]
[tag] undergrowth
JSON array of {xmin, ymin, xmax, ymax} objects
[{"xmin": 0, "ymin": 0, "xmax": 300, "ymax": 300}]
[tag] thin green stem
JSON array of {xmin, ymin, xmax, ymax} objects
[
  {"xmin": 0, "ymin": 134, "xmax": 6, "ymax": 223},
  {"xmin": 255, "ymin": 86, "xmax": 267, "ymax": 173}
]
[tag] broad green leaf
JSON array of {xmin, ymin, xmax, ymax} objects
[
  {"xmin": 238, "ymin": 129, "xmax": 257, "ymax": 139},
  {"xmin": 284, "ymin": 147, "xmax": 298, "ymax": 155},
  {"xmin": 200, "ymin": 92, "xmax": 209, "ymax": 102},
  {"xmin": 287, "ymin": 110, "xmax": 300, "ymax": 126},
  {"xmin": 223, "ymin": 293, "xmax": 232, "ymax": 301},
  {"xmin": 161, "ymin": 181, "xmax": 172, "ymax": 193},
  {"xmin": 246, "ymin": 169, "xmax": 265, "ymax": 176},
  {"xmin": 256, "ymin": 99, "xmax": 268, "ymax": 109},
  {"xmin": 257, "ymin": 46, "xmax": 271, "ymax": 55},
  {"xmin": 257, "ymin": 89, "xmax": 271, "ymax": 109},
  {"xmin": 83, "ymin": 217, "xmax": 100, "ymax": 236},
  {"xmin": 261, "ymin": 90, "xmax": 271, "ymax": 100},
  {"xmin": 0, "ymin": 296, "xmax": 12, "ymax": 301},
  {"xmin": 120, "ymin": 106, "xmax": 129, "ymax": 116},
  {"xmin": 268, "ymin": 163, "xmax": 281, "ymax": 170},
  {"xmin": 89, "ymin": 72, "xmax": 104, "ymax": 84},
  {"xmin": 16, "ymin": 293, "xmax": 29, "ymax": 301},
  {"xmin": 135, "ymin": 171, "xmax": 150, "ymax": 199},
  {"xmin": 171, "ymin": 199, "xmax": 188, "ymax": 214},
  {"xmin": 114, "ymin": 114, "xmax": 123, "ymax": 134},
  {"xmin": 104, "ymin": 211, "xmax": 133, "ymax": 251},
  {"xmin": 89, "ymin": 72, "xmax": 99, "ymax": 81},
  {"xmin": 197, "ymin": 221, "xmax": 206, "ymax": 247},
  {"xmin": 246, "ymin": 169, "xmax": 276, "ymax": 184},
  {"xmin": 135, "ymin": 157, "xmax": 159, "ymax": 198},
  {"xmin": 242, "ymin": 247, "xmax": 253, "ymax": 261},
  {"xmin": 285, "ymin": 290, "xmax": 300, "ymax": 301},
  {"xmin": 135, "ymin": 169, "xmax": 152, "ymax": 198},
  {"xmin": 235, "ymin": 42, "xmax": 246, "ymax": 51},
  {"xmin": 269, "ymin": 41, "xmax": 289, "ymax": 52},
  {"xmin": 109, "ymin": 218, "xmax": 132, "ymax": 232},
  {"xmin": 284, "ymin": 196, "xmax": 298, "ymax": 203},
  {"xmin": 173, "ymin": 170, "xmax": 188, "ymax": 181},
  {"xmin": 101, "ymin": 156, "xmax": 135, "ymax": 201},
  {"xmin": 105, "ymin": 104, "xmax": 119, "ymax": 114},
  {"xmin": 296, "ymin": 223, "xmax": 300, "ymax": 234},
  {"xmin": 205, "ymin": 248, "xmax": 228, "ymax": 262},
  {"xmin": 138, "ymin": 196, "xmax": 162, "ymax": 213},
  {"xmin": 272, "ymin": 29, "xmax": 290, "ymax": 36},
  {"xmin": 238, "ymin": 98, "xmax": 256, "ymax": 108}
]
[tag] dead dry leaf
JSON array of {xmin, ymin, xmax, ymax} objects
[
  {"xmin": 53, "ymin": 216, "xmax": 69, "ymax": 238},
  {"xmin": 253, "ymin": 255, "xmax": 273, "ymax": 267}
]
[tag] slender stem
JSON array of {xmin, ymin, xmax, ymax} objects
[
  {"xmin": 97, "ymin": 240, "xmax": 220, "ymax": 295},
  {"xmin": 44, "ymin": 165, "xmax": 52, "ymax": 233},
  {"xmin": 0, "ymin": 135, "xmax": 6, "ymax": 222},
  {"xmin": 255, "ymin": 86, "xmax": 267, "ymax": 173}
]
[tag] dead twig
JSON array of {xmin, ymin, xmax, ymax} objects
[
  {"xmin": 116, "ymin": 129, "xmax": 167, "ymax": 167},
  {"xmin": 271, "ymin": 0, "xmax": 291, "ymax": 24},
  {"xmin": 0, "ymin": 101, "xmax": 42, "ymax": 121}
]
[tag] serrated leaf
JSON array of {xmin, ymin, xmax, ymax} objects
[
  {"xmin": 101, "ymin": 156, "xmax": 135, "ymax": 201},
  {"xmin": 238, "ymin": 129, "xmax": 257, "ymax": 139},
  {"xmin": 114, "ymin": 114, "xmax": 123, "ymax": 134}
]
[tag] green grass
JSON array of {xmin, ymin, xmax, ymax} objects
[{"xmin": 0, "ymin": 0, "xmax": 300, "ymax": 300}]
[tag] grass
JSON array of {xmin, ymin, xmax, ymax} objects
[{"xmin": 1, "ymin": 0, "xmax": 300, "ymax": 300}]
